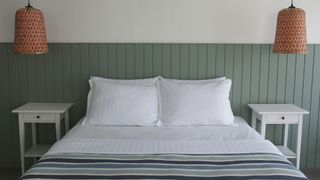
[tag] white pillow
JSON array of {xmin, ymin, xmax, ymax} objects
[
  {"xmin": 87, "ymin": 77, "xmax": 158, "ymax": 105},
  {"xmin": 86, "ymin": 76, "xmax": 159, "ymax": 116},
  {"xmin": 90, "ymin": 76, "xmax": 158, "ymax": 84},
  {"xmin": 159, "ymin": 76, "xmax": 226, "ymax": 83},
  {"xmin": 83, "ymin": 79, "xmax": 159, "ymax": 126},
  {"xmin": 159, "ymin": 79, "xmax": 234, "ymax": 126},
  {"xmin": 157, "ymin": 76, "xmax": 227, "ymax": 126}
]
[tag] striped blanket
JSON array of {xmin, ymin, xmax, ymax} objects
[{"xmin": 21, "ymin": 153, "xmax": 307, "ymax": 180}]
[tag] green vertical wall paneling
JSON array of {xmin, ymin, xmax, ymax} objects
[
  {"xmin": 240, "ymin": 45, "xmax": 252, "ymax": 121},
  {"xmin": 125, "ymin": 44, "xmax": 134, "ymax": 79},
  {"xmin": 232, "ymin": 45, "xmax": 243, "ymax": 116},
  {"xmin": 70, "ymin": 44, "xmax": 81, "ymax": 123},
  {"xmin": 259, "ymin": 45, "xmax": 269, "ymax": 104},
  {"xmin": 259, "ymin": 45, "xmax": 271, "ymax": 139},
  {"xmin": 316, "ymin": 47, "xmax": 320, "ymax": 167},
  {"xmin": 171, "ymin": 44, "xmax": 180, "ymax": 79},
  {"xmin": 267, "ymin": 46, "xmax": 278, "ymax": 142},
  {"xmin": 63, "ymin": 44, "xmax": 73, "ymax": 105},
  {"xmin": 301, "ymin": 45, "xmax": 314, "ymax": 167},
  {"xmin": 274, "ymin": 54, "xmax": 287, "ymax": 145},
  {"xmin": 198, "ymin": 44, "xmax": 207, "ymax": 79},
  {"xmin": 107, "ymin": 44, "xmax": 117, "ymax": 78},
  {"xmin": 116, "ymin": 44, "xmax": 126, "ymax": 79},
  {"xmin": 1, "ymin": 44, "xmax": 10, "ymax": 167},
  {"xmin": 144, "ymin": 44, "xmax": 154, "ymax": 78},
  {"xmin": 291, "ymin": 54, "xmax": 305, "ymax": 153},
  {"xmin": 89, "ymin": 44, "xmax": 99, "ymax": 77},
  {"xmin": 0, "ymin": 44, "xmax": 5, "ymax": 166},
  {"xmin": 207, "ymin": 44, "xmax": 216, "ymax": 79},
  {"xmin": 134, "ymin": 44, "xmax": 144, "ymax": 78},
  {"xmin": 98, "ymin": 44, "xmax": 107, "ymax": 76},
  {"xmin": 316, "ymin": 48, "xmax": 320, "ymax": 167},
  {"xmin": 216, "ymin": 45, "xmax": 225, "ymax": 77},
  {"xmin": 153, "ymin": 44, "xmax": 162, "ymax": 76},
  {"xmin": 180, "ymin": 44, "xmax": 189, "ymax": 79},
  {"xmin": 225, "ymin": 45, "xmax": 234, "ymax": 106},
  {"xmin": 189, "ymin": 44, "xmax": 198, "ymax": 79},
  {"xmin": 250, "ymin": 45, "xmax": 260, "ymax": 104},
  {"xmin": 41, "ymin": 47, "xmax": 50, "ymax": 144},
  {"xmin": 79, "ymin": 44, "xmax": 90, "ymax": 120},
  {"xmin": 162, "ymin": 44, "xmax": 171, "ymax": 78},
  {"xmin": 307, "ymin": 44, "xmax": 320, "ymax": 168},
  {"xmin": 1, "ymin": 43, "xmax": 320, "ymax": 168},
  {"xmin": 7, "ymin": 43, "xmax": 19, "ymax": 167},
  {"xmin": 45, "ymin": 44, "xmax": 55, "ymax": 103},
  {"xmin": 286, "ymin": 54, "xmax": 296, "ymax": 149}
]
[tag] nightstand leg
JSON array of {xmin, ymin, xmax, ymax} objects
[
  {"xmin": 260, "ymin": 121, "xmax": 266, "ymax": 138},
  {"xmin": 65, "ymin": 111, "xmax": 70, "ymax": 133},
  {"xmin": 55, "ymin": 120, "xmax": 61, "ymax": 140},
  {"xmin": 251, "ymin": 111, "xmax": 256, "ymax": 129},
  {"xmin": 296, "ymin": 116, "xmax": 303, "ymax": 169},
  {"xmin": 31, "ymin": 123, "xmax": 37, "ymax": 145},
  {"xmin": 18, "ymin": 118, "xmax": 25, "ymax": 174},
  {"xmin": 31, "ymin": 123, "xmax": 37, "ymax": 163},
  {"xmin": 284, "ymin": 124, "xmax": 289, "ymax": 147}
]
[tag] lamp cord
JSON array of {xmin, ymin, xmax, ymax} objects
[
  {"xmin": 26, "ymin": 0, "xmax": 33, "ymax": 9},
  {"xmin": 289, "ymin": 0, "xmax": 295, "ymax": 8}
]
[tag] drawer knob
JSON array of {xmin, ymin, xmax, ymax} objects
[
  {"xmin": 281, "ymin": 116, "xmax": 285, "ymax": 120},
  {"xmin": 36, "ymin": 115, "xmax": 40, "ymax": 119}
]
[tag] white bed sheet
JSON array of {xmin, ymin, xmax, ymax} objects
[
  {"xmin": 47, "ymin": 116, "xmax": 282, "ymax": 156},
  {"xmin": 65, "ymin": 116, "xmax": 263, "ymax": 141}
]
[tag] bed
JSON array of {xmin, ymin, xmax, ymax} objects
[
  {"xmin": 21, "ymin": 76, "xmax": 307, "ymax": 179},
  {"xmin": 21, "ymin": 117, "xmax": 307, "ymax": 179}
]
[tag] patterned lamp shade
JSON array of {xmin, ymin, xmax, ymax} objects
[
  {"xmin": 273, "ymin": 7, "xmax": 307, "ymax": 54},
  {"xmin": 14, "ymin": 6, "xmax": 48, "ymax": 55}
]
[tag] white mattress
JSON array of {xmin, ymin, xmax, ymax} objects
[{"xmin": 47, "ymin": 116, "xmax": 282, "ymax": 156}]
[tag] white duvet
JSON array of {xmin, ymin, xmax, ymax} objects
[{"xmin": 47, "ymin": 116, "xmax": 282, "ymax": 156}]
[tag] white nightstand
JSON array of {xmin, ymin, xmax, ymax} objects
[
  {"xmin": 12, "ymin": 102, "xmax": 73, "ymax": 174},
  {"xmin": 248, "ymin": 104, "xmax": 309, "ymax": 169}
]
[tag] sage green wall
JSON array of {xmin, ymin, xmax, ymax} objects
[{"xmin": 0, "ymin": 43, "xmax": 320, "ymax": 168}]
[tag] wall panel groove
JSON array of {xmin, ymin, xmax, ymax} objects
[{"xmin": 0, "ymin": 43, "xmax": 320, "ymax": 168}]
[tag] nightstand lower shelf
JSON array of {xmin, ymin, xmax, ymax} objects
[
  {"xmin": 25, "ymin": 145, "xmax": 51, "ymax": 158},
  {"xmin": 276, "ymin": 145, "xmax": 296, "ymax": 159}
]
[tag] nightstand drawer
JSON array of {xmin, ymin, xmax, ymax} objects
[
  {"xmin": 21, "ymin": 113, "xmax": 56, "ymax": 122},
  {"xmin": 265, "ymin": 114, "xmax": 299, "ymax": 124}
]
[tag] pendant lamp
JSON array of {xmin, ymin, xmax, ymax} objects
[
  {"xmin": 273, "ymin": 0, "xmax": 307, "ymax": 54},
  {"xmin": 14, "ymin": 0, "xmax": 48, "ymax": 54}
]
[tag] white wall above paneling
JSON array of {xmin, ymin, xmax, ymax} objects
[{"xmin": 1, "ymin": 0, "xmax": 320, "ymax": 43}]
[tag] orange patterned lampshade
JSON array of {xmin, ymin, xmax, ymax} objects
[
  {"xmin": 14, "ymin": 3, "xmax": 48, "ymax": 55},
  {"xmin": 273, "ymin": 3, "xmax": 307, "ymax": 54}
]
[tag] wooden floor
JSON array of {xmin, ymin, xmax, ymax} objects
[
  {"xmin": 302, "ymin": 168, "xmax": 320, "ymax": 180},
  {"xmin": 0, "ymin": 168, "xmax": 319, "ymax": 180},
  {"xmin": 0, "ymin": 168, "xmax": 20, "ymax": 180}
]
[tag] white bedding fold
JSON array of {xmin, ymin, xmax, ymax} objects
[
  {"xmin": 47, "ymin": 138, "xmax": 281, "ymax": 155},
  {"xmin": 65, "ymin": 116, "xmax": 263, "ymax": 141}
]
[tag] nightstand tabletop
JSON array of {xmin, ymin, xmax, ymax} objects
[
  {"xmin": 12, "ymin": 103, "xmax": 73, "ymax": 114},
  {"xmin": 248, "ymin": 104, "xmax": 309, "ymax": 114}
]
